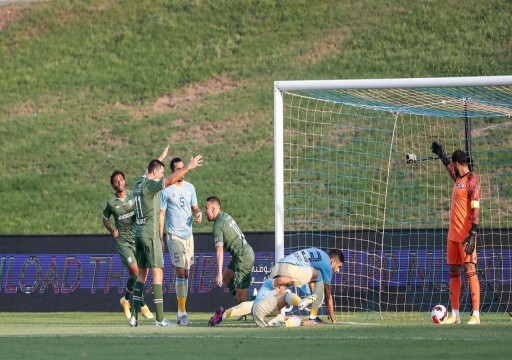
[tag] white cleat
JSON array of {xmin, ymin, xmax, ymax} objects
[
  {"xmin": 177, "ymin": 314, "xmax": 192, "ymax": 326},
  {"xmin": 298, "ymin": 294, "xmax": 317, "ymax": 310},
  {"xmin": 155, "ymin": 318, "xmax": 177, "ymax": 327},
  {"xmin": 129, "ymin": 316, "xmax": 138, "ymax": 327}
]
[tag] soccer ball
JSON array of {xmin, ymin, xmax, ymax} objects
[{"xmin": 431, "ymin": 304, "xmax": 448, "ymax": 324}]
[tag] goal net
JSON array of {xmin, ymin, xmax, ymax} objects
[{"xmin": 274, "ymin": 76, "xmax": 512, "ymax": 321}]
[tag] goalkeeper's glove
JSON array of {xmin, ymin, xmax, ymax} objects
[
  {"xmin": 462, "ymin": 224, "xmax": 478, "ymax": 255},
  {"xmin": 431, "ymin": 141, "xmax": 451, "ymax": 167}
]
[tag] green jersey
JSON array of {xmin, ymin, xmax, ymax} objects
[
  {"xmin": 102, "ymin": 190, "xmax": 136, "ymax": 245},
  {"xmin": 133, "ymin": 176, "xmax": 165, "ymax": 240},
  {"xmin": 213, "ymin": 212, "xmax": 251, "ymax": 260}
]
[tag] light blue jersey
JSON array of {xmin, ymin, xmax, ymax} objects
[
  {"xmin": 253, "ymin": 279, "xmax": 276, "ymax": 305},
  {"xmin": 159, "ymin": 181, "xmax": 198, "ymax": 239},
  {"xmin": 278, "ymin": 247, "xmax": 333, "ymax": 285}
]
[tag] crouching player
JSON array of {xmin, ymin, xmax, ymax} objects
[
  {"xmin": 270, "ymin": 247, "xmax": 344, "ymax": 325},
  {"xmin": 208, "ymin": 277, "xmax": 317, "ymax": 327}
]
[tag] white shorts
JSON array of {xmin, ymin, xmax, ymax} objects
[
  {"xmin": 270, "ymin": 263, "xmax": 314, "ymax": 287},
  {"xmin": 167, "ymin": 233, "xmax": 194, "ymax": 269},
  {"xmin": 252, "ymin": 296, "xmax": 284, "ymax": 327}
]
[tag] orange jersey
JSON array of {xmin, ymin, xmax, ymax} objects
[{"xmin": 446, "ymin": 163, "xmax": 481, "ymax": 243}]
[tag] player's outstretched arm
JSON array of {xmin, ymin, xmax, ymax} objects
[
  {"xmin": 324, "ymin": 284, "xmax": 336, "ymax": 323},
  {"xmin": 431, "ymin": 141, "xmax": 451, "ymax": 167},
  {"xmin": 164, "ymin": 155, "xmax": 203, "ymax": 187}
]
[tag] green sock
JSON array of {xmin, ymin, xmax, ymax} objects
[
  {"xmin": 153, "ymin": 284, "xmax": 164, "ymax": 322},
  {"xmin": 228, "ymin": 282, "xmax": 237, "ymax": 298},
  {"xmin": 132, "ymin": 281, "xmax": 144, "ymax": 319},
  {"xmin": 125, "ymin": 275, "xmax": 137, "ymax": 301}
]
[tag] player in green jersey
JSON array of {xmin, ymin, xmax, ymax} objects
[
  {"xmin": 103, "ymin": 170, "xmax": 153, "ymax": 320},
  {"xmin": 130, "ymin": 153, "xmax": 203, "ymax": 327},
  {"xmin": 205, "ymin": 196, "xmax": 255, "ymax": 304}
]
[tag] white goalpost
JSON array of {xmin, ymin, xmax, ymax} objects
[{"xmin": 274, "ymin": 76, "xmax": 512, "ymax": 321}]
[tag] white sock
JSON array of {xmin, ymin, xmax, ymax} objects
[
  {"xmin": 453, "ymin": 309, "xmax": 460, "ymax": 318},
  {"xmin": 472, "ymin": 310, "xmax": 480, "ymax": 318}
]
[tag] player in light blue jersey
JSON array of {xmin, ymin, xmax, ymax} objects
[
  {"xmin": 208, "ymin": 278, "xmax": 316, "ymax": 328},
  {"xmin": 159, "ymin": 157, "xmax": 202, "ymax": 326},
  {"xmin": 270, "ymin": 247, "xmax": 344, "ymax": 325}
]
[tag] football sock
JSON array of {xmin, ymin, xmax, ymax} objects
[
  {"xmin": 224, "ymin": 308, "xmax": 232, "ymax": 320},
  {"xmin": 309, "ymin": 281, "xmax": 324, "ymax": 319},
  {"xmin": 285, "ymin": 292, "xmax": 301, "ymax": 306},
  {"xmin": 449, "ymin": 271, "xmax": 461, "ymax": 314},
  {"xmin": 176, "ymin": 277, "xmax": 188, "ymax": 317},
  {"xmin": 132, "ymin": 281, "xmax": 144, "ymax": 319},
  {"xmin": 125, "ymin": 275, "xmax": 137, "ymax": 301},
  {"xmin": 228, "ymin": 282, "xmax": 237, "ymax": 298},
  {"xmin": 467, "ymin": 271, "xmax": 480, "ymax": 316},
  {"xmin": 153, "ymin": 283, "xmax": 164, "ymax": 322},
  {"xmin": 226, "ymin": 301, "xmax": 253, "ymax": 318}
]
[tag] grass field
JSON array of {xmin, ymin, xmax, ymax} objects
[
  {"xmin": 0, "ymin": 312, "xmax": 510, "ymax": 359},
  {"xmin": 1, "ymin": 0, "xmax": 511, "ymax": 234}
]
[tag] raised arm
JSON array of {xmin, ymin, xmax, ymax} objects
[
  {"xmin": 431, "ymin": 142, "xmax": 456, "ymax": 181},
  {"xmin": 144, "ymin": 145, "xmax": 170, "ymax": 176},
  {"xmin": 164, "ymin": 155, "xmax": 203, "ymax": 188}
]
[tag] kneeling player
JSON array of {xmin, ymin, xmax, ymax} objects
[
  {"xmin": 208, "ymin": 277, "xmax": 316, "ymax": 327},
  {"xmin": 270, "ymin": 247, "xmax": 344, "ymax": 324}
]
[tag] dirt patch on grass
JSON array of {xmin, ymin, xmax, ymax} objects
[
  {"xmin": 123, "ymin": 76, "xmax": 240, "ymax": 120},
  {"xmin": 295, "ymin": 32, "xmax": 346, "ymax": 66},
  {"xmin": 153, "ymin": 77, "xmax": 239, "ymax": 112},
  {"xmin": 0, "ymin": 2, "xmax": 28, "ymax": 32},
  {"xmin": 168, "ymin": 110, "xmax": 262, "ymax": 146},
  {"xmin": 470, "ymin": 121, "xmax": 512, "ymax": 138}
]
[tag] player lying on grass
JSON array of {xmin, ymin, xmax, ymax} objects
[
  {"xmin": 270, "ymin": 247, "xmax": 344, "ymax": 325},
  {"xmin": 208, "ymin": 277, "xmax": 317, "ymax": 327}
]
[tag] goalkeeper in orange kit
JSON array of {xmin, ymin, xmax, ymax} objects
[{"xmin": 432, "ymin": 142, "xmax": 481, "ymax": 325}]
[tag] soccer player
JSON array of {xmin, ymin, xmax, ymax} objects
[
  {"xmin": 159, "ymin": 157, "xmax": 202, "ymax": 326},
  {"xmin": 208, "ymin": 277, "xmax": 317, "ymax": 327},
  {"xmin": 129, "ymin": 152, "xmax": 203, "ymax": 327},
  {"xmin": 102, "ymin": 170, "xmax": 153, "ymax": 320},
  {"xmin": 270, "ymin": 247, "xmax": 344, "ymax": 325},
  {"xmin": 204, "ymin": 196, "xmax": 255, "ymax": 303},
  {"xmin": 432, "ymin": 142, "xmax": 481, "ymax": 325}
]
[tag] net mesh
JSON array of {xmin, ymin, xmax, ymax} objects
[{"xmin": 280, "ymin": 84, "xmax": 512, "ymax": 321}]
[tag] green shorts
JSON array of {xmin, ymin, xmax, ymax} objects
[
  {"xmin": 227, "ymin": 246, "xmax": 255, "ymax": 289},
  {"xmin": 116, "ymin": 240, "xmax": 137, "ymax": 269},
  {"xmin": 135, "ymin": 236, "xmax": 164, "ymax": 268}
]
